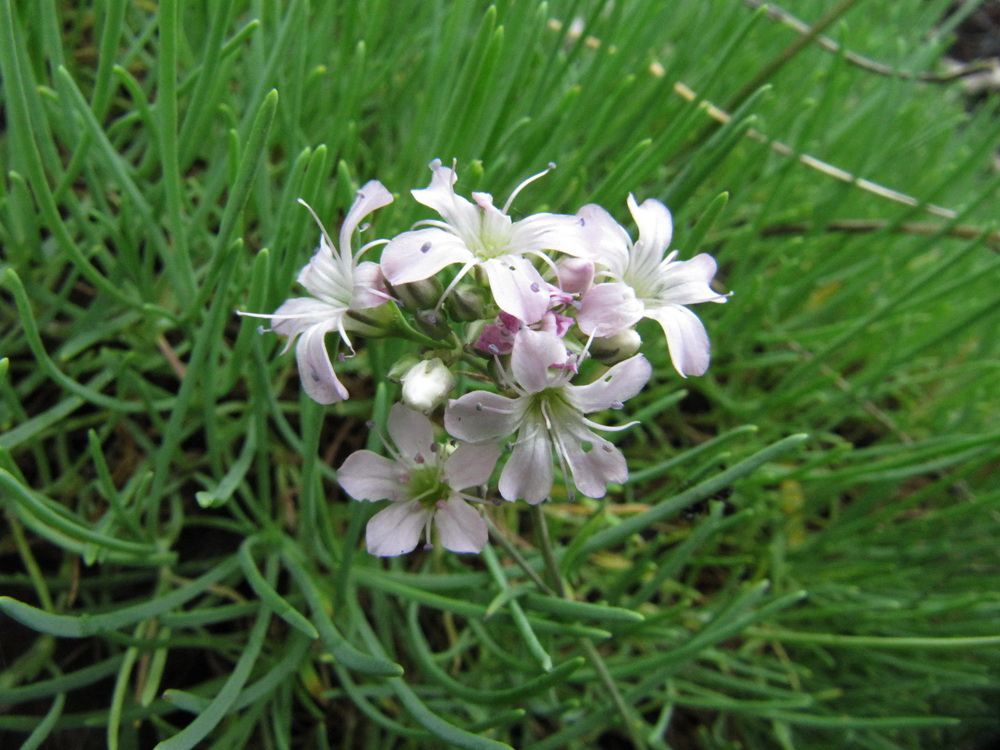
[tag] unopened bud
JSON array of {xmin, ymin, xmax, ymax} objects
[
  {"xmin": 414, "ymin": 308, "xmax": 452, "ymax": 339},
  {"xmin": 391, "ymin": 277, "xmax": 443, "ymax": 311},
  {"xmin": 345, "ymin": 303, "xmax": 398, "ymax": 338},
  {"xmin": 387, "ymin": 354, "xmax": 422, "ymax": 383},
  {"xmin": 401, "ymin": 358, "xmax": 456, "ymax": 414},
  {"xmin": 446, "ymin": 284, "xmax": 491, "ymax": 322},
  {"xmin": 589, "ymin": 328, "xmax": 641, "ymax": 365}
]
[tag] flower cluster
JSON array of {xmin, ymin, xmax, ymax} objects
[{"xmin": 245, "ymin": 160, "xmax": 729, "ymax": 556}]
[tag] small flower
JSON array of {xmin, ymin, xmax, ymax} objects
[
  {"xmin": 380, "ymin": 160, "xmax": 581, "ymax": 324},
  {"xmin": 446, "ymin": 328, "xmax": 651, "ymax": 504},
  {"xmin": 400, "ymin": 358, "xmax": 456, "ymax": 414},
  {"xmin": 338, "ymin": 404, "xmax": 501, "ymax": 556},
  {"xmin": 239, "ymin": 182, "xmax": 393, "ymax": 403},
  {"xmin": 571, "ymin": 196, "xmax": 729, "ymax": 377}
]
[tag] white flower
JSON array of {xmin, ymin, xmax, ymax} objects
[
  {"xmin": 240, "ymin": 182, "xmax": 393, "ymax": 404},
  {"xmin": 338, "ymin": 404, "xmax": 500, "ymax": 556},
  {"xmin": 379, "ymin": 160, "xmax": 581, "ymax": 324},
  {"xmin": 400, "ymin": 358, "xmax": 456, "ymax": 414},
  {"xmin": 445, "ymin": 328, "xmax": 651, "ymax": 504},
  {"xmin": 570, "ymin": 196, "xmax": 729, "ymax": 377}
]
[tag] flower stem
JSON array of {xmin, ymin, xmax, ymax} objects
[{"xmin": 528, "ymin": 504, "xmax": 649, "ymax": 750}]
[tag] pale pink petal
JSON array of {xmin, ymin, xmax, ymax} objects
[
  {"xmin": 576, "ymin": 282, "xmax": 644, "ymax": 337},
  {"xmin": 445, "ymin": 392, "xmax": 523, "ymax": 443},
  {"xmin": 296, "ymin": 238, "xmax": 353, "ymax": 302},
  {"xmin": 365, "ymin": 502, "xmax": 429, "ymax": 557},
  {"xmin": 559, "ymin": 423, "xmax": 627, "ymax": 499},
  {"xmin": 387, "ymin": 403, "xmax": 436, "ymax": 462},
  {"xmin": 499, "ymin": 421, "xmax": 553, "ymax": 504},
  {"xmin": 556, "ymin": 257, "xmax": 595, "ymax": 295},
  {"xmin": 510, "ymin": 328, "xmax": 570, "ymax": 394},
  {"xmin": 338, "ymin": 450, "xmax": 407, "ymax": 501},
  {"xmin": 627, "ymin": 194, "xmax": 672, "ymax": 274},
  {"xmin": 658, "ymin": 254, "xmax": 729, "ymax": 305},
  {"xmin": 509, "ymin": 212, "xmax": 586, "ymax": 255},
  {"xmin": 295, "ymin": 324, "xmax": 349, "ymax": 404},
  {"xmin": 480, "ymin": 256, "xmax": 550, "ymax": 324},
  {"xmin": 270, "ymin": 297, "xmax": 340, "ymax": 346},
  {"xmin": 412, "ymin": 159, "xmax": 479, "ymax": 234},
  {"xmin": 351, "ymin": 261, "xmax": 390, "ymax": 309},
  {"xmin": 645, "ymin": 304, "xmax": 711, "ymax": 377},
  {"xmin": 444, "ymin": 441, "xmax": 502, "ymax": 490},
  {"xmin": 380, "ymin": 228, "xmax": 474, "ymax": 285},
  {"xmin": 339, "ymin": 180, "xmax": 394, "ymax": 252},
  {"xmin": 565, "ymin": 204, "xmax": 630, "ymax": 277},
  {"xmin": 435, "ymin": 497, "xmax": 488, "ymax": 553},
  {"xmin": 569, "ymin": 354, "xmax": 652, "ymax": 413}
]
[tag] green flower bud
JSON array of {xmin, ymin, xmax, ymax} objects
[
  {"xmin": 345, "ymin": 302, "xmax": 399, "ymax": 338},
  {"xmin": 414, "ymin": 308, "xmax": 452, "ymax": 339},
  {"xmin": 446, "ymin": 284, "xmax": 491, "ymax": 322},
  {"xmin": 391, "ymin": 277, "xmax": 442, "ymax": 311}
]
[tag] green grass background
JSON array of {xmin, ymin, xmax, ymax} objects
[{"xmin": 1, "ymin": 1, "xmax": 999, "ymax": 748}]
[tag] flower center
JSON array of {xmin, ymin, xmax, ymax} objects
[{"xmin": 407, "ymin": 465, "xmax": 451, "ymax": 509}]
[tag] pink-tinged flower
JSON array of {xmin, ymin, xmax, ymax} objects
[
  {"xmin": 239, "ymin": 182, "xmax": 393, "ymax": 404},
  {"xmin": 571, "ymin": 196, "xmax": 729, "ymax": 377},
  {"xmin": 338, "ymin": 404, "xmax": 500, "ymax": 556},
  {"xmin": 379, "ymin": 160, "xmax": 581, "ymax": 324},
  {"xmin": 446, "ymin": 328, "xmax": 651, "ymax": 504}
]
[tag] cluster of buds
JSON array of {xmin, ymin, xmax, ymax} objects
[{"xmin": 242, "ymin": 160, "xmax": 729, "ymax": 556}]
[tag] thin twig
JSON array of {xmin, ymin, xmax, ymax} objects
[
  {"xmin": 745, "ymin": 0, "xmax": 997, "ymax": 83},
  {"xmin": 758, "ymin": 218, "xmax": 1000, "ymax": 252}
]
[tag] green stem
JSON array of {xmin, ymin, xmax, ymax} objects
[{"xmin": 528, "ymin": 504, "xmax": 648, "ymax": 750}]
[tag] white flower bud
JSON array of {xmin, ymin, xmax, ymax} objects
[
  {"xmin": 400, "ymin": 358, "xmax": 456, "ymax": 414},
  {"xmin": 590, "ymin": 328, "xmax": 642, "ymax": 365}
]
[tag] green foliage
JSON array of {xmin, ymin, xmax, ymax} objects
[{"xmin": 1, "ymin": 1, "xmax": 998, "ymax": 748}]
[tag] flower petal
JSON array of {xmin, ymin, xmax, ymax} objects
[
  {"xmin": 365, "ymin": 501, "xmax": 428, "ymax": 557},
  {"xmin": 644, "ymin": 303, "xmax": 711, "ymax": 377},
  {"xmin": 564, "ymin": 204, "xmax": 630, "ymax": 277},
  {"xmin": 510, "ymin": 328, "xmax": 570, "ymax": 394},
  {"xmin": 657, "ymin": 254, "xmax": 728, "ymax": 306},
  {"xmin": 444, "ymin": 440, "xmax": 502, "ymax": 490},
  {"xmin": 338, "ymin": 450, "xmax": 407, "ymax": 501},
  {"xmin": 627, "ymin": 194, "xmax": 672, "ymax": 275},
  {"xmin": 339, "ymin": 180, "xmax": 394, "ymax": 254},
  {"xmin": 296, "ymin": 237, "xmax": 354, "ymax": 302},
  {"xmin": 412, "ymin": 159, "xmax": 479, "ymax": 234},
  {"xmin": 435, "ymin": 497, "xmax": 488, "ymax": 553},
  {"xmin": 576, "ymin": 282, "xmax": 644, "ymax": 337},
  {"xmin": 445, "ymin": 392, "xmax": 523, "ymax": 443},
  {"xmin": 271, "ymin": 297, "xmax": 340, "ymax": 346},
  {"xmin": 480, "ymin": 255, "xmax": 550, "ymax": 324},
  {"xmin": 351, "ymin": 261, "xmax": 390, "ymax": 309},
  {"xmin": 387, "ymin": 403, "xmax": 436, "ymax": 463},
  {"xmin": 569, "ymin": 354, "xmax": 652, "ymax": 413},
  {"xmin": 509, "ymin": 212, "xmax": 587, "ymax": 256},
  {"xmin": 559, "ymin": 423, "xmax": 627, "ymax": 499},
  {"xmin": 295, "ymin": 324, "xmax": 349, "ymax": 404},
  {"xmin": 499, "ymin": 420, "xmax": 553, "ymax": 504},
  {"xmin": 380, "ymin": 228, "xmax": 474, "ymax": 286}
]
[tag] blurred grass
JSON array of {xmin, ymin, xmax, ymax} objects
[{"xmin": 1, "ymin": 1, "xmax": 999, "ymax": 748}]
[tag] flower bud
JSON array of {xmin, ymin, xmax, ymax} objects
[
  {"xmin": 401, "ymin": 358, "xmax": 456, "ymax": 414},
  {"xmin": 345, "ymin": 302, "xmax": 398, "ymax": 338},
  {"xmin": 446, "ymin": 284, "xmax": 491, "ymax": 322},
  {"xmin": 392, "ymin": 277, "xmax": 443, "ymax": 311},
  {"xmin": 589, "ymin": 328, "xmax": 641, "ymax": 365},
  {"xmin": 387, "ymin": 354, "xmax": 422, "ymax": 383},
  {"xmin": 414, "ymin": 308, "xmax": 452, "ymax": 339}
]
